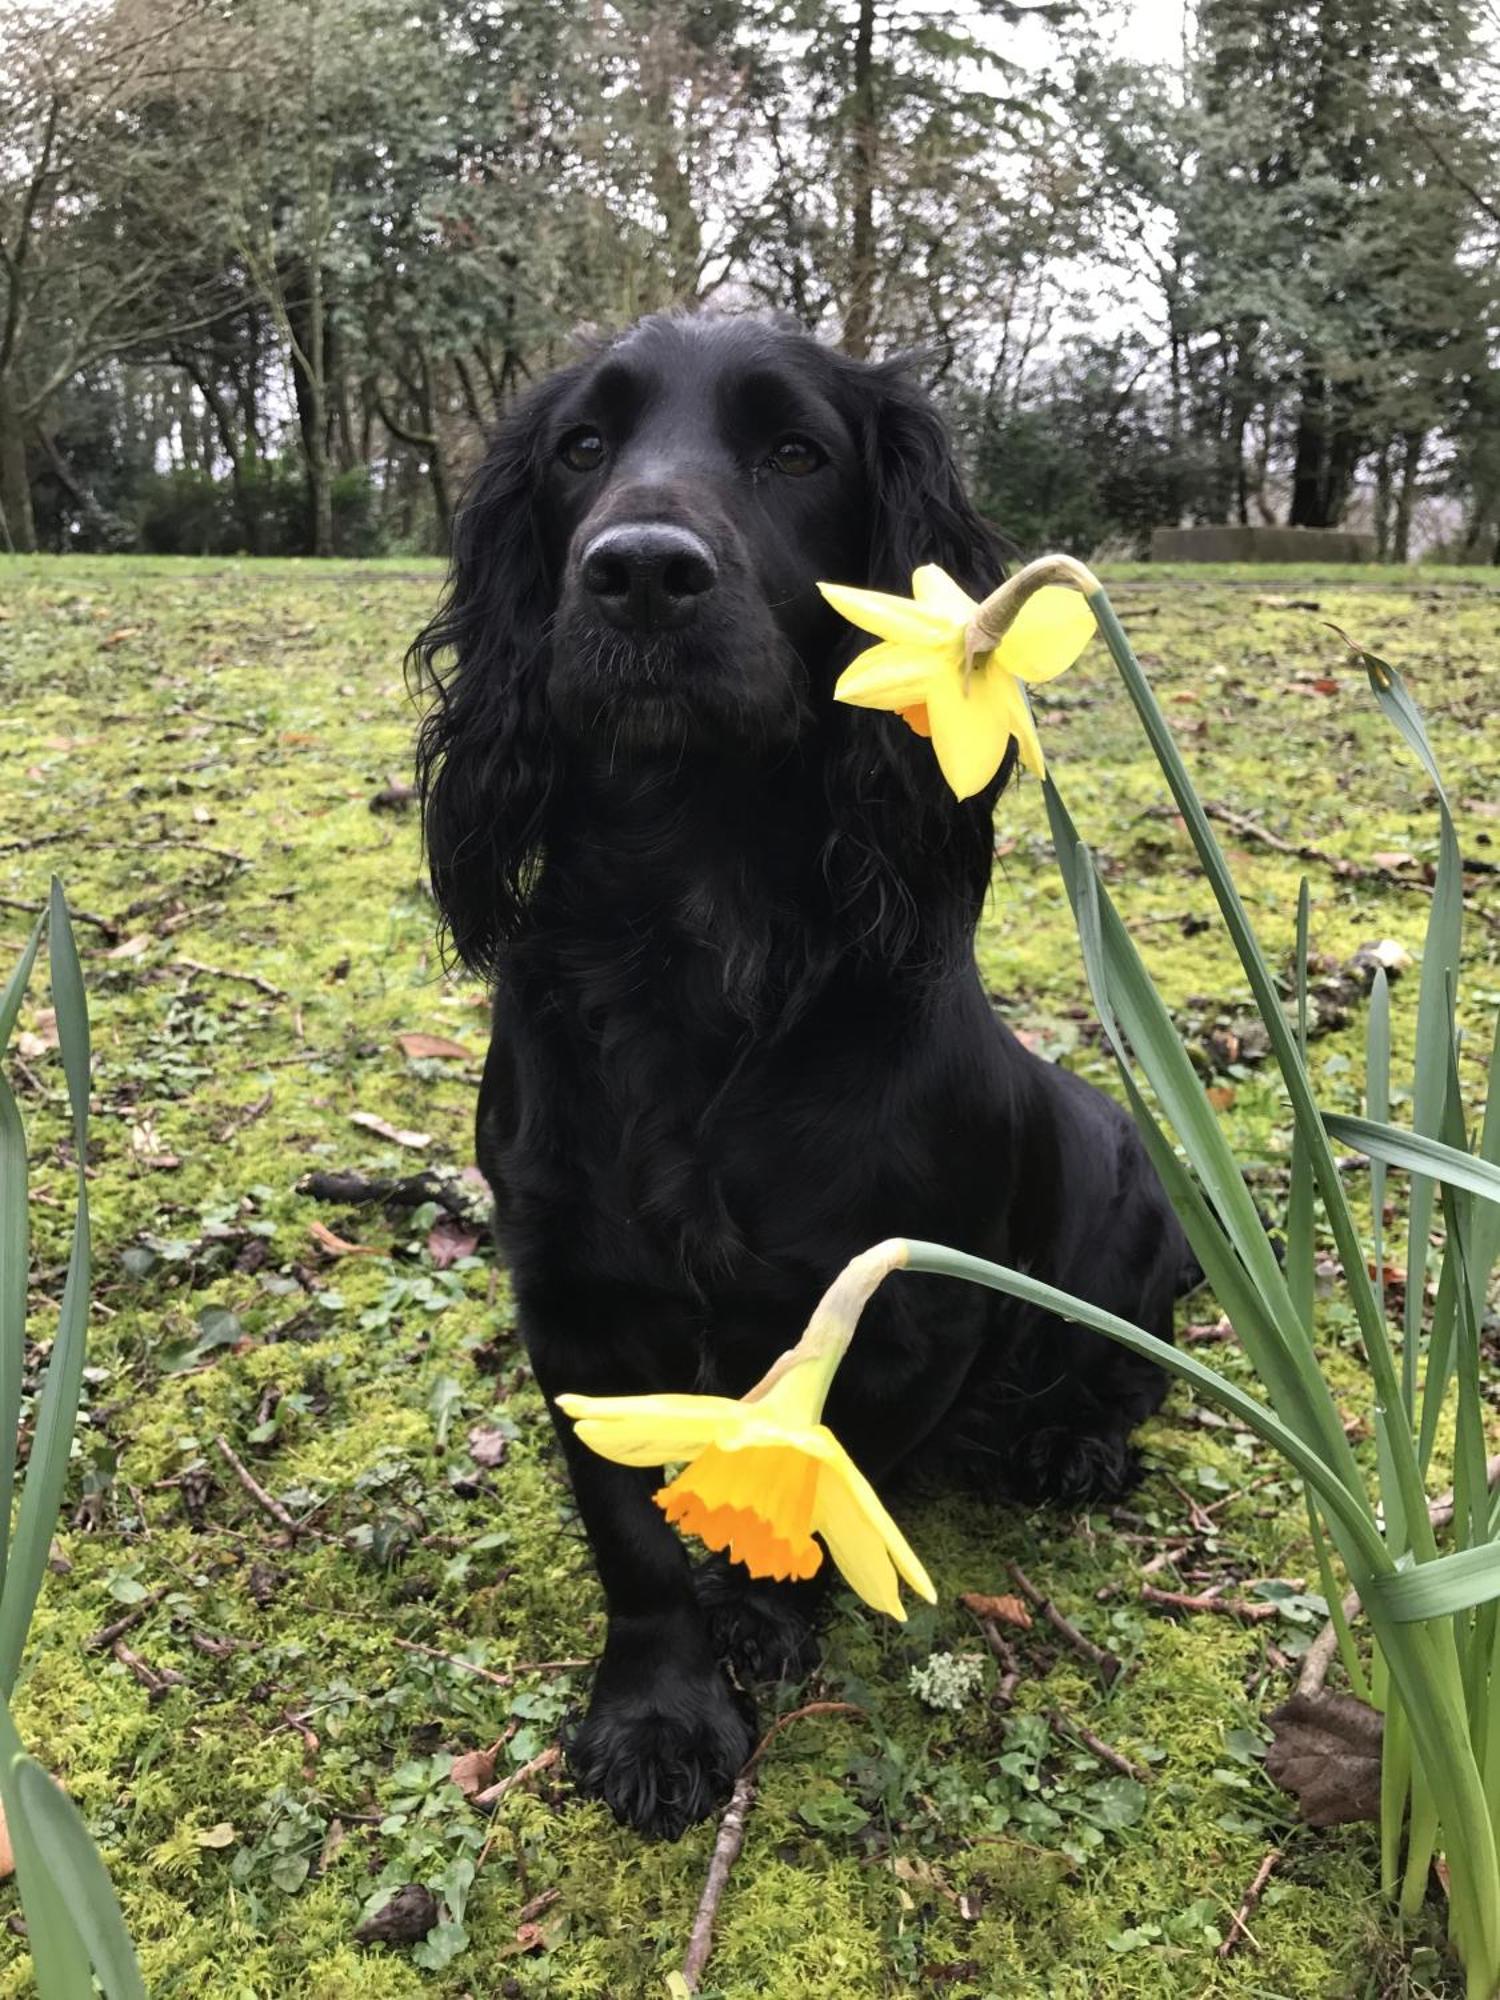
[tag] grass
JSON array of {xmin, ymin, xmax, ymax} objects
[{"xmin": 0, "ymin": 554, "xmax": 1495, "ymax": 1999}]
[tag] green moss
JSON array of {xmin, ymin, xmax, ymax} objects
[{"xmin": 0, "ymin": 555, "xmax": 1494, "ymax": 1997}]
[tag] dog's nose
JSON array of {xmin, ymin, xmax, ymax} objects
[{"xmin": 580, "ymin": 523, "xmax": 718, "ymax": 632}]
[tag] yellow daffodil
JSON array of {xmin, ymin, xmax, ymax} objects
[
  {"xmin": 818, "ymin": 556, "xmax": 1099, "ymax": 798},
  {"xmin": 556, "ymin": 1242, "xmax": 935, "ymax": 1620}
]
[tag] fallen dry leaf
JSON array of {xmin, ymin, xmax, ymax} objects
[
  {"xmin": 450, "ymin": 1745, "xmax": 498, "ymax": 1798},
  {"xmin": 350, "ymin": 1110, "xmax": 431, "ymax": 1151},
  {"xmin": 16, "ymin": 1009, "xmax": 58, "ymax": 1059},
  {"xmin": 194, "ymin": 1822, "xmax": 237, "ymax": 1849},
  {"xmin": 1372, "ymin": 850, "xmax": 1417, "ymax": 872},
  {"xmin": 107, "ymin": 933, "xmax": 151, "ymax": 961},
  {"xmin": 354, "ymin": 1883, "xmax": 440, "ymax": 1946},
  {"xmin": 959, "ymin": 1591, "xmax": 1033, "ymax": 1631},
  {"xmin": 467, "ymin": 1425, "xmax": 510, "ymax": 1469},
  {"xmin": 396, "ymin": 1032, "xmax": 474, "ymax": 1062},
  {"xmin": 1264, "ymin": 1690, "xmax": 1383, "ymax": 1826},
  {"xmin": 427, "ymin": 1215, "xmax": 481, "ymax": 1268}
]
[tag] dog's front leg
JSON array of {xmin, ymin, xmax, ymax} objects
[{"xmin": 528, "ymin": 1320, "xmax": 755, "ymax": 1840}]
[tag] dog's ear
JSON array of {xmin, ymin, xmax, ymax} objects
[
  {"xmin": 865, "ymin": 361, "xmax": 1005, "ymax": 600},
  {"xmin": 409, "ymin": 369, "xmax": 580, "ymax": 975},
  {"xmin": 819, "ymin": 361, "xmax": 1010, "ymax": 971}
]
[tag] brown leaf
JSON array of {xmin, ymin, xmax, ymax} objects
[
  {"xmin": 308, "ymin": 1219, "xmax": 380, "ymax": 1260},
  {"xmin": 1264, "ymin": 1690, "xmax": 1383, "ymax": 1826},
  {"xmin": 427, "ymin": 1216, "xmax": 480, "ymax": 1269},
  {"xmin": 1205, "ymin": 1085, "xmax": 1237, "ymax": 1111},
  {"xmin": 396, "ymin": 1032, "xmax": 474, "ymax": 1062},
  {"xmin": 106, "ymin": 933, "xmax": 151, "ymax": 960},
  {"xmin": 467, "ymin": 1425, "xmax": 510, "ymax": 1469},
  {"xmin": 16, "ymin": 1010, "xmax": 58, "ymax": 1058},
  {"xmin": 958, "ymin": 1591, "xmax": 1033, "ymax": 1631},
  {"xmin": 102, "ymin": 627, "xmax": 142, "ymax": 648},
  {"xmin": 350, "ymin": 1110, "xmax": 431, "ymax": 1151},
  {"xmin": 450, "ymin": 1745, "xmax": 498, "ymax": 1798},
  {"xmin": 354, "ymin": 1883, "xmax": 440, "ymax": 1946}
]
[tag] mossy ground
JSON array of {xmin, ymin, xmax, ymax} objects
[{"xmin": 0, "ymin": 556, "xmax": 1496, "ymax": 2000}]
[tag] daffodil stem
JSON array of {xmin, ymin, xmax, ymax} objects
[{"xmin": 964, "ymin": 553, "xmax": 1103, "ymax": 677}]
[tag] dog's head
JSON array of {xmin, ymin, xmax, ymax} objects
[{"xmin": 414, "ymin": 312, "xmax": 1007, "ymax": 973}]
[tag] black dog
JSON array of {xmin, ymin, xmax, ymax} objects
[{"xmin": 412, "ymin": 312, "xmax": 1191, "ymax": 1839}]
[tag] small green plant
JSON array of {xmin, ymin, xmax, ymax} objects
[
  {"xmin": 0, "ymin": 883, "xmax": 144, "ymax": 1998},
  {"xmin": 877, "ymin": 588, "xmax": 1500, "ymax": 1995}
]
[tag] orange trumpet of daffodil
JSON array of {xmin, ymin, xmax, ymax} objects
[
  {"xmin": 818, "ymin": 553, "xmax": 1102, "ymax": 799},
  {"xmin": 556, "ymin": 1242, "xmax": 935, "ymax": 1621}
]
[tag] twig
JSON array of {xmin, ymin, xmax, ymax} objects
[
  {"xmin": 170, "ymin": 705, "xmax": 266, "ymax": 736},
  {"xmin": 392, "ymin": 1637, "xmax": 588, "ymax": 1688},
  {"xmin": 173, "ymin": 956, "xmax": 286, "ymax": 999},
  {"xmin": 747, "ymin": 1700, "xmax": 865, "ymax": 1771},
  {"xmin": 973, "ymin": 1618, "xmax": 1023, "ymax": 1704},
  {"xmin": 0, "ymin": 894, "xmax": 115, "ymax": 936},
  {"xmin": 1046, "ymin": 1708, "xmax": 1150, "ymax": 1785},
  {"xmin": 88, "ymin": 1587, "xmax": 169, "ymax": 1650},
  {"xmin": 1219, "ymin": 1847, "xmax": 1281, "ymax": 1957},
  {"xmin": 214, "ymin": 1433, "xmax": 305, "ymax": 1535},
  {"xmin": 677, "ymin": 1701, "xmax": 865, "ymax": 1995},
  {"xmin": 112, "ymin": 1640, "xmax": 185, "ymax": 1702},
  {"xmin": 680, "ymin": 1768, "xmax": 758, "ymax": 1993},
  {"xmin": 1142, "ymin": 1583, "xmax": 1277, "ymax": 1623},
  {"xmin": 472, "ymin": 1743, "xmax": 562, "ymax": 1817},
  {"xmin": 1008, "ymin": 1563, "xmax": 1122, "ymax": 1684}
]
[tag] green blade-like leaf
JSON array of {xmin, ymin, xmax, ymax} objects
[
  {"xmin": 1060, "ymin": 813, "xmax": 1362, "ymax": 1490},
  {"xmin": 0, "ymin": 1073, "xmax": 25, "ymax": 1611},
  {"xmin": 1081, "ymin": 589, "xmax": 1432, "ymax": 1560},
  {"xmin": 1325, "ymin": 1116, "xmax": 1500, "ymax": 1208},
  {"xmin": 14, "ymin": 1754, "xmax": 146, "ymax": 1998},
  {"xmin": 1370, "ymin": 1543, "xmax": 1500, "ymax": 1624},
  {"xmin": 0, "ymin": 1701, "xmax": 96, "ymax": 1996},
  {"xmin": 900, "ymin": 1238, "xmax": 1388, "ymax": 1574},
  {"xmin": 0, "ymin": 893, "xmax": 92, "ymax": 1696},
  {"xmin": 1367, "ymin": 967, "xmax": 1390, "ymax": 1298},
  {"xmin": 0, "ymin": 914, "xmax": 43, "ymax": 1052},
  {"xmin": 1287, "ymin": 881, "xmax": 1315, "ymax": 1331}
]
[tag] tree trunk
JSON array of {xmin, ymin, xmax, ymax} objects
[
  {"xmin": 1393, "ymin": 429, "xmax": 1424, "ymax": 563},
  {"xmin": 0, "ymin": 377, "xmax": 36, "ymax": 554},
  {"xmin": 287, "ymin": 260, "xmax": 333, "ymax": 556},
  {"xmin": 1373, "ymin": 441, "xmax": 1392, "ymax": 561},
  {"xmin": 1289, "ymin": 367, "xmax": 1332, "ymax": 526},
  {"xmin": 842, "ymin": 0, "xmax": 878, "ymax": 358}
]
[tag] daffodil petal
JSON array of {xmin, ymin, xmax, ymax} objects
[
  {"xmin": 922, "ymin": 668, "xmax": 1013, "ymax": 800},
  {"xmin": 819, "ymin": 1447, "xmax": 936, "ymax": 1604},
  {"xmin": 910, "ymin": 564, "xmax": 978, "ymax": 623},
  {"xmin": 994, "ymin": 586, "xmax": 1096, "ymax": 684},
  {"xmin": 556, "ymin": 1390, "xmax": 747, "ymax": 1468},
  {"xmin": 818, "ymin": 580, "xmax": 959, "ymax": 649},
  {"xmin": 982, "ymin": 669, "xmax": 1047, "ymax": 780},
  {"xmin": 834, "ymin": 640, "xmax": 942, "ymax": 712}
]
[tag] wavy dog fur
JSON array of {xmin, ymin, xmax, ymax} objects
[{"xmin": 412, "ymin": 312, "xmax": 1191, "ymax": 1839}]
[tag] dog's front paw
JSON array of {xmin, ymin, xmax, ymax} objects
[
  {"xmin": 693, "ymin": 1553, "xmax": 823, "ymax": 1684},
  {"xmin": 567, "ymin": 1617, "xmax": 755, "ymax": 1839},
  {"xmin": 1006, "ymin": 1425, "xmax": 1142, "ymax": 1505}
]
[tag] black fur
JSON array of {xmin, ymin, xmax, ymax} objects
[{"xmin": 412, "ymin": 312, "xmax": 1190, "ymax": 1840}]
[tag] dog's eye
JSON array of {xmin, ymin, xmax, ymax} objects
[
  {"xmin": 768, "ymin": 436, "xmax": 824, "ymax": 477},
  {"xmin": 559, "ymin": 428, "xmax": 606, "ymax": 472}
]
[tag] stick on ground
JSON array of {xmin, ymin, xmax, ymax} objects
[
  {"xmin": 1219, "ymin": 1847, "xmax": 1281, "ymax": 1957},
  {"xmin": 1009, "ymin": 1562, "xmax": 1122, "ymax": 1684}
]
